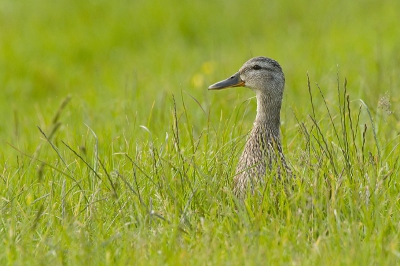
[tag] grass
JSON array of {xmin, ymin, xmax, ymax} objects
[{"xmin": 1, "ymin": 0, "xmax": 400, "ymax": 265}]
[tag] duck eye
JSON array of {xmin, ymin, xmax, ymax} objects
[{"xmin": 252, "ymin": 65, "xmax": 262, "ymax": 70}]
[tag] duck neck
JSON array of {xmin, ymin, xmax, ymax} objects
[{"xmin": 254, "ymin": 92, "xmax": 282, "ymax": 139}]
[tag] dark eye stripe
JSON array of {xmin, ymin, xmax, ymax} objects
[{"xmin": 250, "ymin": 65, "xmax": 275, "ymax": 72}]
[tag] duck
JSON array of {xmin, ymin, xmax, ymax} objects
[{"xmin": 209, "ymin": 56, "xmax": 290, "ymax": 197}]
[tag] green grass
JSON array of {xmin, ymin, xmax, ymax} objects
[{"xmin": 1, "ymin": 0, "xmax": 400, "ymax": 265}]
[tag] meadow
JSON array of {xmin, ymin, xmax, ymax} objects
[{"xmin": 1, "ymin": 0, "xmax": 400, "ymax": 265}]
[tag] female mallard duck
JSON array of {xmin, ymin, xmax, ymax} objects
[{"xmin": 209, "ymin": 56, "xmax": 290, "ymax": 197}]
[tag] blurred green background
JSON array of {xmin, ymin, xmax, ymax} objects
[
  {"xmin": 1, "ymin": 0, "xmax": 400, "ymax": 264},
  {"xmin": 1, "ymin": 0, "xmax": 399, "ymax": 152}
]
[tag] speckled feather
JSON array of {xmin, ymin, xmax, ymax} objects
[{"xmin": 209, "ymin": 57, "xmax": 290, "ymax": 198}]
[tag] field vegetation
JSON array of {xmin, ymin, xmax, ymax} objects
[{"xmin": 1, "ymin": 0, "xmax": 400, "ymax": 265}]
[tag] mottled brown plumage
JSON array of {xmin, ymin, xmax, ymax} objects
[{"xmin": 209, "ymin": 57, "xmax": 290, "ymax": 197}]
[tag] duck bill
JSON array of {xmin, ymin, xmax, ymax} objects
[{"xmin": 208, "ymin": 72, "xmax": 245, "ymax": 90}]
